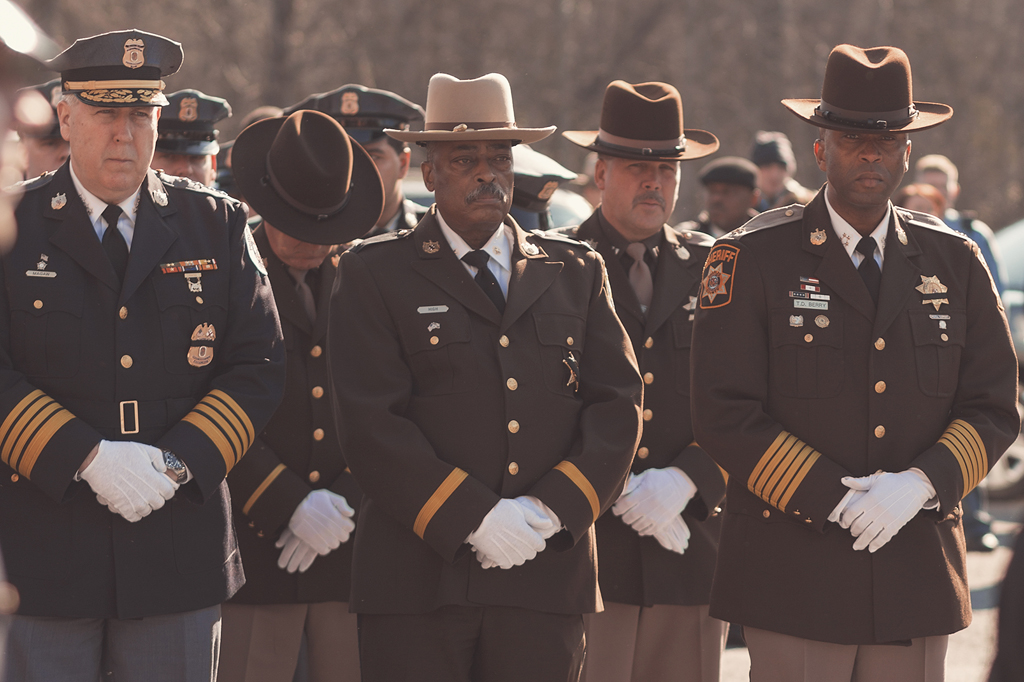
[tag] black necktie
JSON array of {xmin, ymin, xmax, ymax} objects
[
  {"xmin": 462, "ymin": 250, "xmax": 505, "ymax": 314},
  {"xmin": 288, "ymin": 267, "xmax": 317, "ymax": 323},
  {"xmin": 101, "ymin": 204, "xmax": 128, "ymax": 283},
  {"xmin": 856, "ymin": 236, "xmax": 881, "ymax": 305}
]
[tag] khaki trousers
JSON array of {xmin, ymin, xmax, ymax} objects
[
  {"xmin": 582, "ymin": 602, "xmax": 727, "ymax": 682},
  {"xmin": 744, "ymin": 626, "xmax": 949, "ymax": 682},
  {"xmin": 219, "ymin": 602, "xmax": 359, "ymax": 682}
]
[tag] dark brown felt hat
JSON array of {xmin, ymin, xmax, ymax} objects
[
  {"xmin": 233, "ymin": 110, "xmax": 384, "ymax": 245},
  {"xmin": 782, "ymin": 44, "xmax": 952, "ymax": 133},
  {"xmin": 563, "ymin": 80, "xmax": 718, "ymax": 161}
]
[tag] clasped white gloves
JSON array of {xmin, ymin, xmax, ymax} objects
[
  {"xmin": 83, "ymin": 440, "xmax": 178, "ymax": 522},
  {"xmin": 832, "ymin": 469, "xmax": 937, "ymax": 553},
  {"xmin": 467, "ymin": 497, "xmax": 559, "ymax": 570},
  {"xmin": 612, "ymin": 467, "xmax": 696, "ymax": 554},
  {"xmin": 276, "ymin": 490, "xmax": 355, "ymax": 574}
]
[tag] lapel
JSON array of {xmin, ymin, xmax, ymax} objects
[
  {"xmin": 255, "ymin": 225, "xmax": 314, "ymax": 335},
  {"xmin": 45, "ymin": 163, "xmax": 121, "ymax": 292},
  {"xmin": 804, "ymin": 193, "xmax": 876, "ymax": 324},
  {"xmin": 873, "ymin": 210, "xmax": 923, "ymax": 337},
  {"xmin": 502, "ymin": 219, "xmax": 562, "ymax": 332},
  {"xmin": 575, "ymin": 212, "xmax": 645, "ymax": 327},
  {"xmin": 120, "ymin": 171, "xmax": 178, "ymax": 304},
  {"xmin": 645, "ymin": 225, "xmax": 698, "ymax": 336}
]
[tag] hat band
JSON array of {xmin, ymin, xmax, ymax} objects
[
  {"xmin": 815, "ymin": 100, "xmax": 919, "ymax": 130},
  {"xmin": 264, "ymin": 158, "xmax": 351, "ymax": 221},
  {"xmin": 425, "ymin": 120, "xmax": 514, "ymax": 131},
  {"xmin": 596, "ymin": 129, "xmax": 686, "ymax": 156},
  {"xmin": 64, "ymin": 79, "xmax": 166, "ymax": 93}
]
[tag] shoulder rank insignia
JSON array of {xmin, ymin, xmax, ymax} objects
[
  {"xmin": 422, "ymin": 240, "xmax": 440, "ymax": 254},
  {"xmin": 700, "ymin": 244, "xmax": 739, "ymax": 309},
  {"xmin": 51, "ymin": 193, "xmax": 66, "ymax": 210},
  {"xmin": 810, "ymin": 228, "xmax": 827, "ymax": 246},
  {"xmin": 916, "ymin": 274, "xmax": 949, "ymax": 311}
]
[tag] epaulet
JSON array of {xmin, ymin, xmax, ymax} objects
[
  {"xmin": 727, "ymin": 204, "xmax": 804, "ymax": 237},
  {"xmin": 157, "ymin": 171, "xmax": 231, "ymax": 199},
  {"xmin": 9, "ymin": 170, "xmax": 57, "ymax": 194},
  {"xmin": 894, "ymin": 208, "xmax": 960, "ymax": 237},
  {"xmin": 348, "ymin": 228, "xmax": 414, "ymax": 253},
  {"xmin": 532, "ymin": 228, "xmax": 595, "ymax": 252},
  {"xmin": 670, "ymin": 226, "xmax": 716, "ymax": 248}
]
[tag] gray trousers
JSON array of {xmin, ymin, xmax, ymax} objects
[{"xmin": 3, "ymin": 605, "xmax": 221, "ymax": 682}]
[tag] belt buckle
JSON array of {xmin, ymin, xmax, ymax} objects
[{"xmin": 120, "ymin": 400, "xmax": 139, "ymax": 435}]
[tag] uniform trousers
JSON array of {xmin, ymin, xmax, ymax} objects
[
  {"xmin": 3, "ymin": 605, "xmax": 220, "ymax": 682},
  {"xmin": 581, "ymin": 602, "xmax": 726, "ymax": 682},
  {"xmin": 219, "ymin": 602, "xmax": 359, "ymax": 682},
  {"xmin": 744, "ymin": 626, "xmax": 949, "ymax": 682},
  {"xmin": 359, "ymin": 604, "xmax": 586, "ymax": 682}
]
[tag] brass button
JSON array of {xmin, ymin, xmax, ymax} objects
[
  {"xmin": 120, "ymin": 354, "xmax": 133, "ymax": 369},
  {"xmin": 804, "ymin": 518, "xmax": 813, "ymax": 524},
  {"xmin": 313, "ymin": 428, "xmax": 325, "ymax": 441},
  {"xmin": 33, "ymin": 300, "xmax": 42, "ymax": 310},
  {"xmin": 506, "ymin": 378, "xmax": 518, "ymax": 391},
  {"xmin": 637, "ymin": 446, "xmax": 649, "ymax": 459},
  {"xmin": 310, "ymin": 345, "xmax": 323, "ymax": 358},
  {"xmin": 941, "ymin": 333, "xmax": 949, "ymax": 342},
  {"xmin": 762, "ymin": 509, "xmax": 770, "ymax": 518},
  {"xmin": 874, "ymin": 338, "xmax": 885, "ymax": 351},
  {"xmin": 248, "ymin": 521, "xmax": 255, "ymax": 528},
  {"xmin": 196, "ymin": 296, "xmax": 204, "ymax": 304},
  {"xmin": 119, "ymin": 306, "xmax": 128, "ymax": 319},
  {"xmin": 566, "ymin": 336, "xmax": 574, "ymax": 346},
  {"xmin": 644, "ymin": 337, "xmax": 654, "ymax": 349},
  {"xmin": 508, "ymin": 420, "xmax": 520, "ymax": 434},
  {"xmin": 785, "ymin": 209, "xmax": 794, "ymax": 217},
  {"xmin": 874, "ymin": 425, "xmax": 886, "ymax": 438},
  {"xmin": 643, "ymin": 372, "xmax": 654, "ymax": 385},
  {"xmin": 308, "ymin": 471, "xmax": 320, "ymax": 483},
  {"xmin": 642, "ymin": 408, "xmax": 653, "ymax": 421},
  {"xmin": 875, "ymin": 381, "xmax": 886, "ymax": 394},
  {"xmin": 256, "ymin": 530, "xmax": 264, "ymax": 538},
  {"xmin": 508, "ymin": 462, "xmax": 519, "ymax": 475},
  {"xmin": 0, "ymin": 581, "xmax": 21, "ymax": 615},
  {"xmin": 430, "ymin": 336, "xmax": 439, "ymax": 345},
  {"xmin": 499, "ymin": 335, "xmax": 510, "ymax": 347},
  {"xmin": 311, "ymin": 386, "xmax": 324, "ymax": 399},
  {"xmin": 804, "ymin": 334, "xmax": 813, "ymax": 343},
  {"xmin": 10, "ymin": 474, "xmax": 18, "ymax": 482}
]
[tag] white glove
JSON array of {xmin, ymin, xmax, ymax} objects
[
  {"xmin": 286, "ymin": 489, "xmax": 355, "ymax": 555},
  {"xmin": 839, "ymin": 469, "xmax": 937, "ymax": 552},
  {"xmin": 477, "ymin": 496, "xmax": 560, "ymax": 569},
  {"xmin": 827, "ymin": 470, "xmax": 884, "ymax": 523},
  {"xmin": 81, "ymin": 441, "xmax": 178, "ymax": 522},
  {"xmin": 653, "ymin": 514, "xmax": 691, "ymax": 554},
  {"xmin": 275, "ymin": 528, "xmax": 319, "ymax": 573},
  {"xmin": 467, "ymin": 498, "xmax": 547, "ymax": 569},
  {"xmin": 612, "ymin": 467, "xmax": 697, "ymax": 535}
]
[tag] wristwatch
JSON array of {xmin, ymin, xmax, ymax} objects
[{"xmin": 161, "ymin": 449, "xmax": 188, "ymax": 484}]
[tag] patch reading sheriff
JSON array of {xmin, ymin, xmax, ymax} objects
[{"xmin": 700, "ymin": 244, "xmax": 739, "ymax": 308}]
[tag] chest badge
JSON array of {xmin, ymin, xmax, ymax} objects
[
  {"xmin": 815, "ymin": 315, "xmax": 829, "ymax": 328},
  {"xmin": 50, "ymin": 193, "xmax": 66, "ymax": 210},
  {"xmin": 915, "ymin": 274, "xmax": 949, "ymax": 311},
  {"xmin": 422, "ymin": 240, "xmax": 440, "ymax": 254},
  {"xmin": 27, "ymin": 253, "xmax": 56, "ymax": 278},
  {"xmin": 790, "ymin": 315, "xmax": 803, "ymax": 327},
  {"xmin": 810, "ymin": 228, "xmax": 827, "ymax": 246},
  {"xmin": 428, "ymin": 322, "xmax": 440, "ymax": 332},
  {"xmin": 185, "ymin": 273, "xmax": 202, "ymax": 293},
  {"xmin": 188, "ymin": 323, "xmax": 216, "ymax": 367}
]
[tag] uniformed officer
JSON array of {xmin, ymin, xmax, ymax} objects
[
  {"xmin": 14, "ymin": 79, "xmax": 69, "ymax": 180},
  {"xmin": 218, "ymin": 109, "xmax": 384, "ymax": 682},
  {"xmin": 0, "ymin": 29, "xmax": 285, "ymax": 682},
  {"xmin": 561, "ymin": 80, "xmax": 728, "ymax": 682},
  {"xmin": 151, "ymin": 88, "xmax": 231, "ymax": 187},
  {"xmin": 678, "ymin": 156, "xmax": 761, "ymax": 238},
  {"xmin": 507, "ymin": 144, "xmax": 580, "ymax": 231},
  {"xmin": 691, "ymin": 45, "xmax": 1020, "ymax": 682},
  {"xmin": 284, "ymin": 84, "xmax": 425, "ymax": 236},
  {"xmin": 329, "ymin": 72, "xmax": 643, "ymax": 682}
]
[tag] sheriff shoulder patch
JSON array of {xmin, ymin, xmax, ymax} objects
[{"xmin": 700, "ymin": 244, "xmax": 739, "ymax": 309}]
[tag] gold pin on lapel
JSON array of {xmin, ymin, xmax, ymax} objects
[
  {"xmin": 422, "ymin": 240, "xmax": 440, "ymax": 254},
  {"xmin": 51, "ymin": 193, "xmax": 66, "ymax": 210},
  {"xmin": 897, "ymin": 226, "xmax": 908, "ymax": 245},
  {"xmin": 810, "ymin": 228, "xmax": 827, "ymax": 246}
]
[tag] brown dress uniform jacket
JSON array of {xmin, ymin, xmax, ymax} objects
[
  {"xmin": 560, "ymin": 212, "xmax": 725, "ymax": 607},
  {"xmin": 329, "ymin": 208, "xmax": 643, "ymax": 615},
  {"xmin": 691, "ymin": 190, "xmax": 1019, "ymax": 644},
  {"xmin": 226, "ymin": 225, "xmax": 361, "ymax": 604}
]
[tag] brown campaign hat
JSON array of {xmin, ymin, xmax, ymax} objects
[
  {"xmin": 782, "ymin": 44, "xmax": 952, "ymax": 133},
  {"xmin": 563, "ymin": 80, "xmax": 718, "ymax": 161},
  {"xmin": 232, "ymin": 110, "xmax": 384, "ymax": 245}
]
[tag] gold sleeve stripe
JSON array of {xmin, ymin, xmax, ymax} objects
[
  {"xmin": 18, "ymin": 409, "xmax": 74, "ymax": 478},
  {"xmin": 8, "ymin": 401, "xmax": 62, "ymax": 472},
  {"xmin": 208, "ymin": 390, "xmax": 255, "ymax": 449},
  {"xmin": 194, "ymin": 403, "xmax": 244, "ymax": 464},
  {"xmin": 748, "ymin": 431, "xmax": 821, "ymax": 513},
  {"xmin": 938, "ymin": 419, "xmax": 987, "ymax": 494},
  {"xmin": 181, "ymin": 391, "xmax": 256, "ymax": 474},
  {"xmin": 242, "ymin": 463, "xmax": 287, "ymax": 515},
  {"xmin": 0, "ymin": 390, "xmax": 75, "ymax": 478},
  {"xmin": 554, "ymin": 461, "xmax": 601, "ymax": 523},
  {"xmin": 182, "ymin": 411, "xmax": 237, "ymax": 473},
  {"xmin": 413, "ymin": 468, "xmax": 468, "ymax": 539},
  {"xmin": 0, "ymin": 390, "xmax": 46, "ymax": 466}
]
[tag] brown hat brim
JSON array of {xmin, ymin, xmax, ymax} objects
[
  {"xmin": 781, "ymin": 99, "xmax": 953, "ymax": 133},
  {"xmin": 384, "ymin": 126, "xmax": 555, "ymax": 144},
  {"xmin": 233, "ymin": 117, "xmax": 384, "ymax": 245},
  {"xmin": 562, "ymin": 129, "xmax": 719, "ymax": 161}
]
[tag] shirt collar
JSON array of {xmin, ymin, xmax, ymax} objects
[
  {"xmin": 436, "ymin": 211, "xmax": 512, "ymax": 275},
  {"xmin": 69, "ymin": 161, "xmax": 141, "ymax": 228},
  {"xmin": 596, "ymin": 208, "xmax": 663, "ymax": 256},
  {"xmin": 824, "ymin": 188, "xmax": 890, "ymax": 265}
]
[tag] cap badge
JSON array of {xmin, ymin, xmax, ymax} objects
[
  {"xmin": 179, "ymin": 97, "xmax": 199, "ymax": 122},
  {"xmin": 341, "ymin": 92, "xmax": 359, "ymax": 115},
  {"xmin": 422, "ymin": 240, "xmax": 440, "ymax": 254},
  {"xmin": 123, "ymin": 38, "xmax": 146, "ymax": 69},
  {"xmin": 810, "ymin": 228, "xmax": 827, "ymax": 246},
  {"xmin": 538, "ymin": 181, "xmax": 559, "ymax": 201},
  {"xmin": 51, "ymin": 193, "xmax": 66, "ymax": 210},
  {"xmin": 897, "ymin": 226, "xmax": 908, "ymax": 245}
]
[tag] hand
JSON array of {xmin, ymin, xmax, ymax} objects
[
  {"xmin": 276, "ymin": 529, "xmax": 319, "ymax": 573},
  {"xmin": 515, "ymin": 495, "xmax": 560, "ymax": 539},
  {"xmin": 80, "ymin": 440, "xmax": 178, "ymax": 522},
  {"xmin": 287, "ymin": 490, "xmax": 355, "ymax": 555},
  {"xmin": 839, "ymin": 470, "xmax": 936, "ymax": 552},
  {"xmin": 612, "ymin": 467, "xmax": 697, "ymax": 535},
  {"xmin": 653, "ymin": 514, "xmax": 691, "ymax": 554},
  {"xmin": 827, "ymin": 470, "xmax": 883, "ymax": 524},
  {"xmin": 467, "ymin": 498, "xmax": 547, "ymax": 569}
]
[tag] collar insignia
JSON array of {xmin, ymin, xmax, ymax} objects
[
  {"xmin": 810, "ymin": 228, "xmax": 827, "ymax": 246},
  {"xmin": 51, "ymin": 193, "xmax": 66, "ymax": 210},
  {"xmin": 422, "ymin": 240, "xmax": 440, "ymax": 254}
]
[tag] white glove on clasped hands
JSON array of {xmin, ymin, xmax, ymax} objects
[
  {"xmin": 827, "ymin": 470, "xmax": 884, "ymax": 524},
  {"xmin": 276, "ymin": 528, "xmax": 319, "ymax": 573},
  {"xmin": 612, "ymin": 467, "xmax": 697, "ymax": 536},
  {"xmin": 286, "ymin": 489, "xmax": 355, "ymax": 555},
  {"xmin": 477, "ymin": 496, "xmax": 561, "ymax": 569},
  {"xmin": 838, "ymin": 469, "xmax": 937, "ymax": 553},
  {"xmin": 653, "ymin": 514, "xmax": 691, "ymax": 554},
  {"xmin": 467, "ymin": 498, "xmax": 553, "ymax": 570},
  {"xmin": 82, "ymin": 440, "xmax": 178, "ymax": 522}
]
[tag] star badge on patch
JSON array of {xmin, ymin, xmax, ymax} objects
[
  {"xmin": 916, "ymin": 274, "xmax": 949, "ymax": 311},
  {"xmin": 699, "ymin": 244, "xmax": 739, "ymax": 309},
  {"xmin": 422, "ymin": 240, "xmax": 440, "ymax": 254}
]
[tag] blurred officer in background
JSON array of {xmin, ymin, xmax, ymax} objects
[{"xmin": 151, "ymin": 88, "xmax": 231, "ymax": 187}]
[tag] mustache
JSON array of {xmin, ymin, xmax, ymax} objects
[
  {"xmin": 466, "ymin": 182, "xmax": 509, "ymax": 204},
  {"xmin": 632, "ymin": 191, "xmax": 666, "ymax": 209}
]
